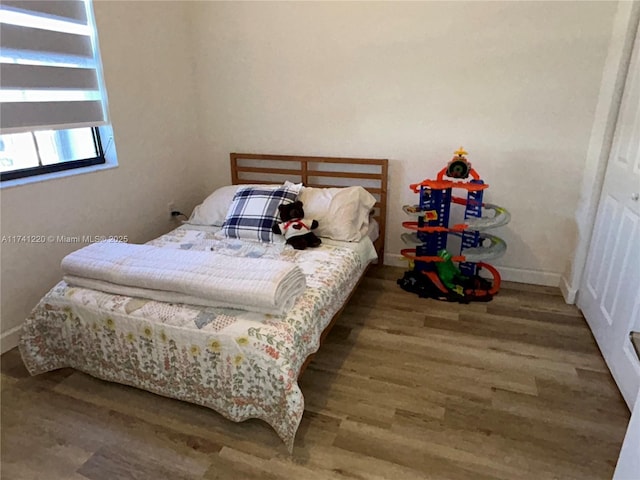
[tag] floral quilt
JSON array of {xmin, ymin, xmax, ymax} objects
[{"xmin": 19, "ymin": 226, "xmax": 375, "ymax": 451}]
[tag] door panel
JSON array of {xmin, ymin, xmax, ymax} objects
[
  {"xmin": 602, "ymin": 209, "xmax": 636, "ymax": 320},
  {"xmin": 586, "ymin": 197, "xmax": 618, "ymax": 299}
]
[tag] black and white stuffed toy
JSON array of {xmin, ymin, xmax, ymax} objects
[{"xmin": 272, "ymin": 201, "xmax": 321, "ymax": 250}]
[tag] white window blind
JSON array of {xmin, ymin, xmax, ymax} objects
[{"xmin": 0, "ymin": 0, "xmax": 108, "ymax": 133}]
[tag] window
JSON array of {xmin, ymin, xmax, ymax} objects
[
  {"xmin": 0, "ymin": 126, "xmax": 104, "ymax": 180},
  {"xmin": 0, "ymin": 0, "xmax": 112, "ymax": 182}
]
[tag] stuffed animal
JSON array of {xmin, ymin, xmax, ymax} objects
[{"xmin": 272, "ymin": 201, "xmax": 322, "ymax": 250}]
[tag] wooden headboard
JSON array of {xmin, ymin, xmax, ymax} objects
[{"xmin": 230, "ymin": 153, "xmax": 388, "ymax": 260}]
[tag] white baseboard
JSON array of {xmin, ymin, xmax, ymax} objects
[
  {"xmin": 384, "ymin": 253, "xmax": 412, "ymax": 269},
  {"xmin": 383, "ymin": 253, "xmax": 561, "ymax": 287},
  {"xmin": 1, "ymin": 325, "xmax": 21, "ymax": 354},
  {"xmin": 496, "ymin": 266, "xmax": 561, "ymax": 287},
  {"xmin": 560, "ymin": 275, "xmax": 578, "ymax": 305}
]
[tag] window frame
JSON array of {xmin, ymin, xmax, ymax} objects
[{"xmin": 0, "ymin": 127, "xmax": 105, "ymax": 182}]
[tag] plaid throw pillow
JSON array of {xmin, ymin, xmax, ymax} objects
[{"xmin": 220, "ymin": 186, "xmax": 299, "ymax": 242}]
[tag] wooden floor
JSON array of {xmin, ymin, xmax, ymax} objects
[{"xmin": 1, "ymin": 266, "xmax": 630, "ymax": 480}]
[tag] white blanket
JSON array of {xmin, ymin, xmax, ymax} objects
[{"xmin": 61, "ymin": 242, "xmax": 306, "ymax": 315}]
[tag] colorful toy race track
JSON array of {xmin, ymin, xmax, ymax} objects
[{"xmin": 397, "ymin": 147, "xmax": 510, "ymax": 303}]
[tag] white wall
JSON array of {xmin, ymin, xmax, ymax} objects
[
  {"xmin": 192, "ymin": 1, "xmax": 617, "ymax": 286},
  {"xmin": 0, "ymin": 1, "xmax": 621, "ymax": 351},
  {"xmin": 0, "ymin": 1, "xmax": 208, "ymax": 351}
]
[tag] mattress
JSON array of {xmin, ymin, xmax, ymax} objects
[{"xmin": 19, "ymin": 225, "xmax": 377, "ymax": 451}]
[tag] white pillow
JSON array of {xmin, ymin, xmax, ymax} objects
[
  {"xmin": 189, "ymin": 184, "xmax": 300, "ymax": 226},
  {"xmin": 299, "ymin": 186, "xmax": 376, "ymax": 242}
]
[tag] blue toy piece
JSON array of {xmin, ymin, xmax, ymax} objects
[{"xmin": 459, "ymin": 179, "xmax": 484, "ymax": 276}]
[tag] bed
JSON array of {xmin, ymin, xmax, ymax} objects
[{"xmin": 18, "ymin": 153, "xmax": 388, "ymax": 451}]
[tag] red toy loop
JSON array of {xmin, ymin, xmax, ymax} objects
[
  {"xmin": 477, "ymin": 262, "xmax": 501, "ymax": 295},
  {"xmin": 401, "ymin": 248, "xmax": 466, "ymax": 263},
  {"xmin": 402, "ymin": 221, "xmax": 468, "ymax": 233},
  {"xmin": 409, "ymin": 178, "xmax": 489, "ymax": 193}
]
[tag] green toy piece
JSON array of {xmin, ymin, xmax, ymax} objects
[{"xmin": 435, "ymin": 249, "xmax": 468, "ymax": 295}]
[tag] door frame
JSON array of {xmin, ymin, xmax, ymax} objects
[{"xmin": 561, "ymin": 2, "xmax": 640, "ymax": 304}]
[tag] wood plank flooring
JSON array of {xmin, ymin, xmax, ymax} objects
[{"xmin": 0, "ymin": 266, "xmax": 630, "ymax": 479}]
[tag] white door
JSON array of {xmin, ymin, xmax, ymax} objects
[
  {"xmin": 614, "ymin": 387, "xmax": 640, "ymax": 479},
  {"xmin": 578, "ymin": 23, "xmax": 640, "ymax": 409}
]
